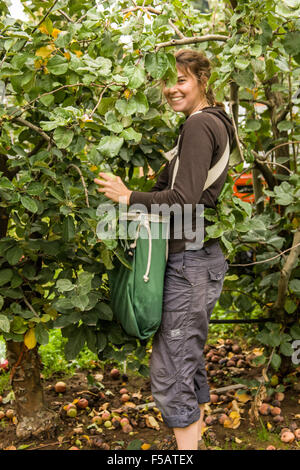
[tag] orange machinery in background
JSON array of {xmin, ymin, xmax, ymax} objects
[{"xmin": 232, "ymin": 173, "xmax": 255, "ymax": 203}]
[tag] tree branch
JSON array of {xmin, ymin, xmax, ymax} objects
[
  {"xmin": 155, "ymin": 34, "xmax": 228, "ymax": 51},
  {"xmin": 253, "ymin": 159, "xmax": 277, "ymax": 190},
  {"xmin": 168, "ymin": 19, "xmax": 185, "ymax": 39},
  {"xmin": 123, "ymin": 6, "xmax": 161, "ymax": 15},
  {"xmin": 89, "ymin": 82, "xmax": 117, "ymax": 118},
  {"xmin": 67, "ymin": 164, "xmax": 90, "ymax": 208},
  {"xmin": 229, "ymin": 240, "xmax": 300, "ymax": 267},
  {"xmin": 57, "ymin": 9, "xmax": 74, "ymax": 23},
  {"xmin": 263, "ymin": 141, "xmax": 300, "ymax": 161},
  {"xmin": 273, "ymin": 227, "xmax": 300, "ymax": 313},
  {"xmin": 9, "ymin": 83, "xmax": 104, "ymax": 119},
  {"xmin": 229, "ymin": 100, "xmax": 244, "ymax": 163},
  {"xmin": 32, "ymin": 0, "xmax": 60, "ymax": 34},
  {"xmin": 12, "ymin": 117, "xmax": 53, "ymax": 144},
  {"xmin": 256, "ymin": 159, "xmax": 292, "ymax": 175}
]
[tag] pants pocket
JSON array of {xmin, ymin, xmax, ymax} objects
[{"xmin": 207, "ymin": 260, "xmax": 228, "ymax": 314}]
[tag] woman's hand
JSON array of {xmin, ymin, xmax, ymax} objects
[{"xmin": 94, "ymin": 172, "xmax": 132, "ymax": 205}]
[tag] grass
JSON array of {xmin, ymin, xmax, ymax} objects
[
  {"xmin": 39, "ymin": 329, "xmax": 98, "ymax": 379},
  {"xmin": 1, "ymin": 330, "xmax": 98, "ymax": 381},
  {"xmin": 0, "ymin": 370, "xmax": 10, "ymax": 395}
]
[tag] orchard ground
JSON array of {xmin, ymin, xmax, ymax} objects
[{"xmin": 0, "ymin": 334, "xmax": 299, "ymax": 451}]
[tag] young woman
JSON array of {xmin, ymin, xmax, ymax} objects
[{"xmin": 94, "ymin": 49, "xmax": 235, "ymax": 450}]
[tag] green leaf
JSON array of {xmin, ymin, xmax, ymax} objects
[
  {"xmin": 120, "ymin": 127, "xmax": 142, "ymax": 143},
  {"xmin": 0, "ymin": 177, "xmax": 14, "ymax": 190},
  {"xmin": 245, "ymin": 119, "xmax": 261, "ymax": 131},
  {"xmin": 71, "ymin": 294, "xmax": 89, "ymax": 311},
  {"xmin": 96, "ymin": 332, "xmax": 107, "ymax": 352},
  {"xmin": 127, "ymin": 439, "xmax": 142, "ymax": 450},
  {"xmin": 289, "ymin": 278, "xmax": 300, "ymax": 295},
  {"xmin": 250, "ymin": 42, "xmax": 262, "ymax": 57},
  {"xmin": 280, "ymin": 341, "xmax": 294, "ymax": 357},
  {"xmin": 256, "ymin": 329, "xmax": 280, "ymax": 347},
  {"xmin": 56, "ymin": 279, "xmax": 74, "ymax": 292},
  {"xmin": 232, "ymin": 67, "xmax": 254, "ymax": 88},
  {"xmin": 20, "ymin": 195, "xmax": 38, "ymax": 213},
  {"xmin": 0, "ymin": 314, "xmax": 10, "ymax": 333},
  {"xmin": 133, "ymin": 92, "xmax": 149, "ymax": 115},
  {"xmin": 115, "ymin": 98, "xmax": 137, "ymax": 116},
  {"xmin": 277, "ymin": 120, "xmax": 293, "ymax": 131},
  {"xmin": 97, "ymin": 135, "xmax": 124, "ymax": 158},
  {"xmin": 53, "ymin": 127, "xmax": 74, "ymax": 149},
  {"xmin": 235, "ymin": 57, "xmax": 250, "ymax": 70},
  {"xmin": 96, "ymin": 302, "xmax": 113, "ymax": 321},
  {"xmin": 5, "ymin": 245, "xmax": 23, "ymax": 266},
  {"xmin": 47, "ymin": 55, "xmax": 69, "ymax": 75},
  {"xmin": 0, "ymin": 295, "xmax": 3, "ymax": 311},
  {"xmin": 64, "ymin": 326, "xmax": 86, "ymax": 360},
  {"xmin": 145, "ymin": 52, "xmax": 170, "ymax": 79},
  {"xmin": 39, "ymin": 94, "xmax": 54, "ymax": 107},
  {"xmin": 62, "ymin": 215, "xmax": 75, "ymax": 242},
  {"xmin": 49, "ymin": 185, "xmax": 65, "ymax": 201},
  {"xmin": 253, "ymin": 354, "xmax": 267, "ymax": 366},
  {"xmin": 284, "ymin": 298, "xmax": 297, "ymax": 314},
  {"xmin": 77, "ymin": 272, "xmax": 94, "ymax": 295},
  {"xmin": 98, "ymin": 97, "xmax": 115, "ymax": 115},
  {"xmin": 124, "ymin": 64, "xmax": 145, "ymax": 89},
  {"xmin": 271, "ymin": 353, "xmax": 281, "ymax": 371},
  {"xmin": 35, "ymin": 323, "xmax": 49, "ymax": 345},
  {"xmin": 27, "ymin": 182, "xmax": 45, "ymax": 196},
  {"xmin": 0, "ymin": 269, "xmax": 13, "ymax": 287},
  {"xmin": 290, "ymin": 324, "xmax": 300, "ymax": 339}
]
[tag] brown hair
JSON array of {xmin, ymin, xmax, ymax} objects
[{"xmin": 174, "ymin": 49, "xmax": 224, "ymax": 109}]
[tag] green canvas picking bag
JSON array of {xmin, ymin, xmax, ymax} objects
[{"xmin": 108, "ymin": 211, "xmax": 170, "ymax": 340}]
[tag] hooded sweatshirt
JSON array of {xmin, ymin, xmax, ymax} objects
[{"xmin": 129, "ymin": 106, "xmax": 235, "ymax": 253}]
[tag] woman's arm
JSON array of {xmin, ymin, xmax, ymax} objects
[
  {"xmin": 149, "ymin": 162, "xmax": 169, "ymax": 193},
  {"xmin": 129, "ymin": 115, "xmax": 214, "ymax": 210}
]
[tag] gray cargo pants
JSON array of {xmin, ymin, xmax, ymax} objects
[{"xmin": 150, "ymin": 240, "xmax": 228, "ymax": 428}]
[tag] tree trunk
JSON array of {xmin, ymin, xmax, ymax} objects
[
  {"xmin": 6, "ymin": 341, "xmax": 57, "ymax": 439},
  {"xmin": 252, "ymin": 167, "xmax": 264, "ymax": 214}
]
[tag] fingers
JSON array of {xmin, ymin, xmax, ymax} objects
[
  {"xmin": 94, "ymin": 177, "xmax": 107, "ymax": 186},
  {"xmin": 98, "ymin": 172, "xmax": 114, "ymax": 180}
]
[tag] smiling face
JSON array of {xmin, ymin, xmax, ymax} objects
[{"xmin": 163, "ymin": 65, "xmax": 208, "ymax": 116}]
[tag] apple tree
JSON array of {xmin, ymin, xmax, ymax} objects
[{"xmin": 0, "ymin": 0, "xmax": 299, "ymax": 436}]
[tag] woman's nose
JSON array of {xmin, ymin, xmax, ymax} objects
[{"xmin": 164, "ymin": 83, "xmax": 178, "ymax": 96}]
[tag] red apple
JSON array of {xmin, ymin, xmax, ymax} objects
[
  {"xmin": 281, "ymin": 431, "xmax": 295, "ymax": 443},
  {"xmin": 259, "ymin": 403, "xmax": 271, "ymax": 415},
  {"xmin": 120, "ymin": 417, "xmax": 129, "ymax": 427},
  {"xmin": 121, "ymin": 393, "xmax": 130, "ymax": 403},
  {"xmin": 5, "ymin": 409, "xmax": 14, "ymax": 419},
  {"xmin": 270, "ymin": 407, "xmax": 281, "ymax": 416},
  {"xmin": 77, "ymin": 398, "xmax": 89, "ymax": 409},
  {"xmin": 54, "ymin": 381, "xmax": 66, "ymax": 393},
  {"xmin": 101, "ymin": 410, "xmax": 111, "ymax": 421},
  {"xmin": 110, "ymin": 368, "xmax": 120, "ymax": 380},
  {"xmin": 92, "ymin": 415, "xmax": 102, "ymax": 425},
  {"xmin": 122, "ymin": 423, "xmax": 133, "ymax": 433},
  {"xmin": 0, "ymin": 359, "xmax": 8, "ymax": 370}
]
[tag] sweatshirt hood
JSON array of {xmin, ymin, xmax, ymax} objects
[{"xmin": 201, "ymin": 106, "xmax": 236, "ymax": 149}]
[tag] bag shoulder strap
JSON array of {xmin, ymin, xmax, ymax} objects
[{"xmin": 171, "ymin": 110, "xmax": 230, "ymax": 190}]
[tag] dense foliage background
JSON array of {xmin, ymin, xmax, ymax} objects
[{"xmin": 0, "ymin": 1, "xmax": 299, "ymax": 434}]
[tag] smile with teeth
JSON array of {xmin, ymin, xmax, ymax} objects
[{"xmin": 170, "ymin": 96, "xmax": 184, "ymax": 101}]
